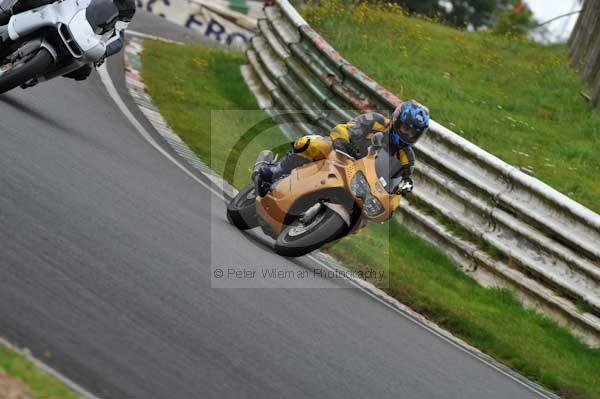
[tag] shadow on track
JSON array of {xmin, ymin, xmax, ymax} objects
[
  {"xmin": 228, "ymin": 221, "xmax": 354, "ymax": 288},
  {"xmin": 0, "ymin": 93, "xmax": 116, "ymax": 155},
  {"xmin": 0, "ymin": 94, "xmax": 74, "ymax": 133}
]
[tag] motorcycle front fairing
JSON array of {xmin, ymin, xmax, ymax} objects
[
  {"xmin": 62, "ymin": 8, "xmax": 106, "ymax": 60},
  {"xmin": 352, "ymin": 149, "xmax": 402, "ymax": 223},
  {"xmin": 7, "ymin": 0, "xmax": 106, "ymax": 64}
]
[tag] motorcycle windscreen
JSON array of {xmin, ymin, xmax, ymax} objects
[
  {"xmin": 374, "ymin": 148, "xmax": 404, "ymax": 194},
  {"xmin": 85, "ymin": 0, "xmax": 118, "ymax": 34}
]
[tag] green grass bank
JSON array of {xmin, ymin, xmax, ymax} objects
[
  {"xmin": 0, "ymin": 342, "xmax": 79, "ymax": 399},
  {"xmin": 142, "ymin": 40, "xmax": 600, "ymax": 399},
  {"xmin": 304, "ymin": 1, "xmax": 600, "ymax": 213}
]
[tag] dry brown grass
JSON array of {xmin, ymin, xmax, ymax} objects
[{"xmin": 0, "ymin": 370, "xmax": 31, "ymax": 399}]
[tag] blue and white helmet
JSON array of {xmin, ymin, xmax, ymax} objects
[{"xmin": 390, "ymin": 100, "xmax": 430, "ymax": 146}]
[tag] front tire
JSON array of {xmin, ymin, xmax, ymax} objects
[
  {"xmin": 0, "ymin": 48, "xmax": 53, "ymax": 94},
  {"xmin": 227, "ymin": 185, "xmax": 258, "ymax": 230},
  {"xmin": 275, "ymin": 207, "xmax": 348, "ymax": 257}
]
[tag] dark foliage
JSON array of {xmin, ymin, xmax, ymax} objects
[{"xmin": 389, "ymin": 0, "xmax": 517, "ymax": 29}]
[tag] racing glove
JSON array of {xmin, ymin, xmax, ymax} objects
[{"xmin": 398, "ymin": 177, "xmax": 414, "ymax": 196}]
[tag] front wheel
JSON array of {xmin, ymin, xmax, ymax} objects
[
  {"xmin": 227, "ymin": 185, "xmax": 258, "ymax": 230},
  {"xmin": 0, "ymin": 48, "xmax": 53, "ymax": 94},
  {"xmin": 275, "ymin": 207, "xmax": 348, "ymax": 257}
]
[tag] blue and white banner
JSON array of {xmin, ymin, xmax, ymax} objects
[{"xmin": 137, "ymin": 0, "xmax": 263, "ymax": 49}]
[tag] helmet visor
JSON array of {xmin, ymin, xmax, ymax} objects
[{"xmin": 394, "ymin": 123, "xmax": 426, "ymax": 145}]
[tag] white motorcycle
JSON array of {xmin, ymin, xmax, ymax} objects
[{"xmin": 0, "ymin": 0, "xmax": 118, "ymax": 93}]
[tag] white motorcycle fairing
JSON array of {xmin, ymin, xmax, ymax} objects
[{"xmin": 7, "ymin": 0, "xmax": 106, "ymax": 62}]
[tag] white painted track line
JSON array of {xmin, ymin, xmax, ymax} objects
[{"xmin": 97, "ymin": 63, "xmax": 226, "ymax": 203}]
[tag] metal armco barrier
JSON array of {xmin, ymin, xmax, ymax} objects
[{"xmin": 242, "ymin": 0, "xmax": 600, "ymax": 346}]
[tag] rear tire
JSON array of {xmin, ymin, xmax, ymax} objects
[
  {"xmin": 275, "ymin": 207, "xmax": 348, "ymax": 257},
  {"xmin": 0, "ymin": 48, "xmax": 53, "ymax": 94},
  {"xmin": 227, "ymin": 185, "xmax": 258, "ymax": 230}
]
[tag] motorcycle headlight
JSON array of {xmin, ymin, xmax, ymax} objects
[
  {"xmin": 363, "ymin": 196, "xmax": 385, "ymax": 217},
  {"xmin": 351, "ymin": 171, "xmax": 385, "ymax": 217},
  {"xmin": 351, "ymin": 171, "xmax": 371, "ymax": 199}
]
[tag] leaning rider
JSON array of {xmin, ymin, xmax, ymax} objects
[
  {"xmin": 253, "ymin": 100, "xmax": 430, "ymax": 197},
  {"xmin": 0, "ymin": 0, "xmax": 135, "ymax": 80}
]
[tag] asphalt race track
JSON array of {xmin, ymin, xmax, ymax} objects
[{"xmin": 0, "ymin": 11, "xmax": 548, "ymax": 399}]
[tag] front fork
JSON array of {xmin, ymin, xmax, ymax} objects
[
  {"xmin": 0, "ymin": 30, "xmax": 82, "ymax": 88},
  {"xmin": 5, "ymin": 36, "xmax": 56, "ymax": 62},
  {"xmin": 300, "ymin": 203, "xmax": 323, "ymax": 225}
]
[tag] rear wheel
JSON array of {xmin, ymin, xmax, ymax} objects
[
  {"xmin": 226, "ymin": 185, "xmax": 258, "ymax": 230},
  {"xmin": 0, "ymin": 48, "xmax": 53, "ymax": 94},
  {"xmin": 275, "ymin": 206, "xmax": 348, "ymax": 257}
]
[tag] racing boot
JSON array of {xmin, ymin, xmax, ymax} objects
[
  {"xmin": 253, "ymin": 163, "xmax": 279, "ymax": 197},
  {"xmin": 252, "ymin": 151, "xmax": 309, "ymax": 197},
  {"xmin": 252, "ymin": 150, "xmax": 276, "ymax": 197}
]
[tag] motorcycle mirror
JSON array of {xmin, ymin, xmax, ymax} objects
[{"xmin": 371, "ymin": 132, "xmax": 384, "ymax": 149}]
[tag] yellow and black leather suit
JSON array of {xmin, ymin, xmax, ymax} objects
[
  {"xmin": 291, "ymin": 112, "xmax": 415, "ymax": 177},
  {"xmin": 253, "ymin": 112, "xmax": 416, "ymax": 197}
]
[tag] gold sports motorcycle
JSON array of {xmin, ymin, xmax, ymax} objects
[{"xmin": 227, "ymin": 133, "xmax": 412, "ymax": 257}]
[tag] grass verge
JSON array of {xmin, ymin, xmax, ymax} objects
[
  {"xmin": 0, "ymin": 341, "xmax": 79, "ymax": 399},
  {"xmin": 141, "ymin": 40, "xmax": 600, "ymax": 399},
  {"xmin": 137, "ymin": 43, "xmax": 289, "ymax": 186},
  {"xmin": 304, "ymin": 1, "xmax": 600, "ymax": 213}
]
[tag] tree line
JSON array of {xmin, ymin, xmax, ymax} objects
[{"xmin": 384, "ymin": 0, "xmax": 533, "ymax": 33}]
